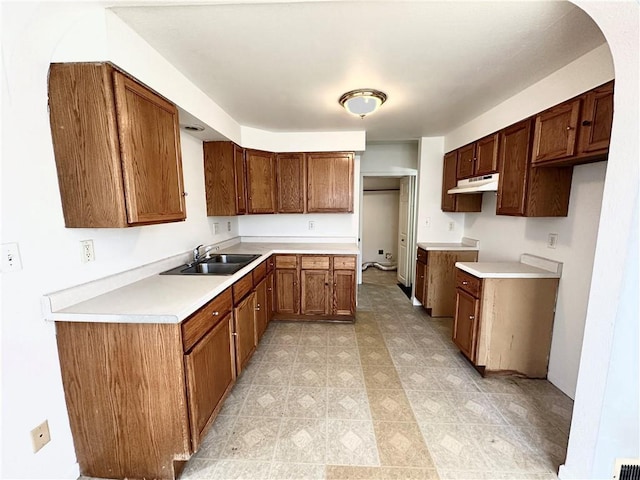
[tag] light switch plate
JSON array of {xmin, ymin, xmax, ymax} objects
[{"xmin": 1, "ymin": 243, "xmax": 22, "ymax": 272}]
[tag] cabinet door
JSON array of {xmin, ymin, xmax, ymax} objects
[
  {"xmin": 246, "ymin": 149, "xmax": 277, "ymax": 214},
  {"xmin": 453, "ymin": 289, "xmax": 479, "ymax": 362},
  {"xmin": 277, "ymin": 153, "xmax": 305, "ymax": 213},
  {"xmin": 578, "ymin": 81, "xmax": 614, "ymax": 154},
  {"xmin": 234, "ymin": 292, "xmax": 257, "ymax": 374},
  {"xmin": 532, "ymin": 99, "xmax": 581, "ymax": 164},
  {"xmin": 234, "ymin": 144, "xmax": 247, "ymax": 214},
  {"xmin": 184, "ymin": 314, "xmax": 235, "ymax": 451},
  {"xmin": 266, "ymin": 271, "xmax": 275, "ymax": 322},
  {"xmin": 496, "ymin": 119, "xmax": 533, "ymax": 216},
  {"xmin": 456, "ymin": 144, "xmax": 475, "ymax": 179},
  {"xmin": 415, "ymin": 261, "xmax": 427, "ymax": 305},
  {"xmin": 275, "ymin": 269, "xmax": 299, "ymax": 314},
  {"xmin": 307, "ymin": 152, "xmax": 354, "ymax": 212},
  {"xmin": 301, "ymin": 270, "xmax": 331, "ymax": 315},
  {"xmin": 204, "ymin": 142, "xmax": 238, "ymax": 216},
  {"xmin": 333, "ymin": 270, "xmax": 356, "ymax": 317},
  {"xmin": 441, "ymin": 151, "xmax": 458, "ymax": 212},
  {"xmin": 112, "ymin": 71, "xmax": 186, "ymax": 225},
  {"xmin": 254, "ymin": 278, "xmax": 269, "ymax": 341},
  {"xmin": 475, "ymin": 133, "xmax": 499, "ymax": 175}
]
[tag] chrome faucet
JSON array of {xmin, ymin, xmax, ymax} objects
[{"xmin": 192, "ymin": 244, "xmax": 204, "ymax": 264}]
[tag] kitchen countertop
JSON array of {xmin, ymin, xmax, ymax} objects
[
  {"xmin": 44, "ymin": 242, "xmax": 359, "ymax": 324},
  {"xmin": 455, "ymin": 253, "xmax": 562, "ymax": 279},
  {"xmin": 417, "ymin": 237, "xmax": 479, "ymax": 251}
]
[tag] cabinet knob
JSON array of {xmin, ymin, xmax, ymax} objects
[
  {"xmin": 255, "ymin": 306, "xmax": 261, "ymax": 311},
  {"xmin": 582, "ymin": 120, "xmax": 592, "ymax": 126},
  {"xmin": 566, "ymin": 126, "xmax": 574, "ymax": 130},
  {"xmin": 334, "ymin": 283, "xmax": 337, "ymax": 287},
  {"xmin": 231, "ymin": 332, "xmax": 238, "ymax": 336},
  {"xmin": 462, "ymin": 281, "xmax": 468, "ymax": 285},
  {"xmin": 469, "ymin": 315, "xmax": 475, "ymax": 320},
  {"xmin": 182, "ymin": 192, "xmax": 188, "ymax": 197},
  {"xmin": 212, "ymin": 311, "xmax": 219, "ymax": 316}
]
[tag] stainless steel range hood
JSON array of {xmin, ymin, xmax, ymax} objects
[{"xmin": 448, "ymin": 173, "xmax": 499, "ymax": 194}]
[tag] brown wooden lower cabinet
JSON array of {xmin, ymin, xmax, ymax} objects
[
  {"xmin": 234, "ymin": 291, "xmax": 257, "ymax": 374},
  {"xmin": 414, "ymin": 248, "xmax": 479, "ymax": 317},
  {"xmin": 254, "ymin": 277, "xmax": 269, "ymax": 341},
  {"xmin": 301, "ymin": 269, "xmax": 331, "ymax": 314},
  {"xmin": 333, "ymin": 268, "xmax": 356, "ymax": 317},
  {"xmin": 452, "ymin": 268, "xmax": 559, "ymax": 377}
]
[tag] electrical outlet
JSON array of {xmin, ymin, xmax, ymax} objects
[
  {"xmin": 214, "ymin": 222, "xmax": 220, "ymax": 235},
  {"xmin": 378, "ymin": 249, "xmax": 384, "ymax": 254},
  {"xmin": 308, "ymin": 221, "xmax": 315, "ymax": 231},
  {"xmin": 448, "ymin": 222, "xmax": 455, "ymax": 231},
  {"xmin": 547, "ymin": 233, "xmax": 558, "ymax": 249},
  {"xmin": 1, "ymin": 243, "xmax": 22, "ymax": 272},
  {"xmin": 80, "ymin": 240, "xmax": 95, "ymax": 263},
  {"xmin": 30, "ymin": 420, "xmax": 50, "ymax": 453},
  {"xmin": 227, "ymin": 221, "xmax": 231, "ymax": 232}
]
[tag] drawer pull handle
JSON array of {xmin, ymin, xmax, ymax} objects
[
  {"xmin": 462, "ymin": 281, "xmax": 469, "ymax": 285},
  {"xmin": 232, "ymin": 332, "xmax": 238, "ymax": 336},
  {"xmin": 212, "ymin": 311, "xmax": 219, "ymax": 316},
  {"xmin": 469, "ymin": 315, "xmax": 475, "ymax": 320}
]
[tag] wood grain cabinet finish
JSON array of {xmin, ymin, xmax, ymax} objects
[
  {"xmin": 301, "ymin": 269, "xmax": 331, "ymax": 315},
  {"xmin": 307, "ymin": 152, "xmax": 354, "ymax": 213},
  {"xmin": 246, "ymin": 149, "xmax": 277, "ymax": 214},
  {"xmin": 452, "ymin": 268, "xmax": 560, "ymax": 378},
  {"xmin": 48, "ymin": 63, "xmax": 186, "ymax": 228},
  {"xmin": 277, "ymin": 153, "xmax": 305, "ymax": 213},
  {"xmin": 441, "ymin": 151, "xmax": 482, "ymax": 213},
  {"xmin": 332, "ymin": 268, "xmax": 356, "ymax": 317},
  {"xmin": 455, "ymin": 134, "xmax": 499, "ymax": 180},
  {"xmin": 414, "ymin": 248, "xmax": 479, "ymax": 317},
  {"xmin": 203, "ymin": 141, "xmax": 247, "ymax": 216},
  {"xmin": 234, "ymin": 292, "xmax": 257, "ymax": 374},
  {"xmin": 254, "ymin": 277, "xmax": 269, "ymax": 341},
  {"xmin": 496, "ymin": 118, "xmax": 573, "ymax": 217},
  {"xmin": 456, "ymin": 144, "xmax": 476, "ymax": 179},
  {"xmin": 532, "ymin": 81, "xmax": 614, "ymax": 167}
]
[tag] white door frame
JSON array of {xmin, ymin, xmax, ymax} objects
[{"xmin": 358, "ymin": 169, "xmax": 418, "ymax": 286}]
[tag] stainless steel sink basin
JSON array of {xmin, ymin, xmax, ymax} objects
[{"xmin": 160, "ymin": 253, "xmax": 261, "ymax": 276}]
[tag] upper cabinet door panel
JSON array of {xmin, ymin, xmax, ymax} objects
[
  {"xmin": 579, "ymin": 81, "xmax": 614, "ymax": 154},
  {"xmin": 204, "ymin": 142, "xmax": 236, "ymax": 216},
  {"xmin": 307, "ymin": 152, "xmax": 354, "ymax": 213},
  {"xmin": 234, "ymin": 144, "xmax": 247, "ymax": 214},
  {"xmin": 475, "ymin": 133, "xmax": 499, "ymax": 175},
  {"xmin": 531, "ymin": 98, "xmax": 581, "ymax": 164},
  {"xmin": 245, "ymin": 149, "xmax": 276, "ymax": 214},
  {"xmin": 113, "ymin": 71, "xmax": 186, "ymax": 225},
  {"xmin": 497, "ymin": 119, "xmax": 533, "ymax": 216},
  {"xmin": 441, "ymin": 151, "xmax": 457, "ymax": 212},
  {"xmin": 456, "ymin": 144, "xmax": 475, "ymax": 179},
  {"xmin": 276, "ymin": 153, "xmax": 305, "ymax": 213}
]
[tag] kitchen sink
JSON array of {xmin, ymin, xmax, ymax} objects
[{"xmin": 160, "ymin": 254, "xmax": 261, "ymax": 276}]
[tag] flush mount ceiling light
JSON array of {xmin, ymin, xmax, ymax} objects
[
  {"xmin": 181, "ymin": 123, "xmax": 205, "ymax": 132},
  {"xmin": 339, "ymin": 89, "xmax": 387, "ymax": 119}
]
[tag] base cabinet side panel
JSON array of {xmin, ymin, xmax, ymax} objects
[
  {"xmin": 333, "ymin": 269, "xmax": 356, "ymax": 317},
  {"xmin": 427, "ymin": 250, "xmax": 479, "ymax": 317},
  {"xmin": 55, "ymin": 322, "xmax": 190, "ymax": 480}
]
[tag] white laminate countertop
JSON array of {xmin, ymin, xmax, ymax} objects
[
  {"xmin": 417, "ymin": 237, "xmax": 479, "ymax": 251},
  {"xmin": 44, "ymin": 242, "xmax": 359, "ymax": 324},
  {"xmin": 455, "ymin": 254, "xmax": 563, "ymax": 279}
]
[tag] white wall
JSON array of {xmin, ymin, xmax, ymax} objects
[
  {"xmin": 361, "ymin": 191, "xmax": 400, "ymax": 263},
  {"xmin": 361, "ymin": 141, "xmax": 418, "ymax": 173}
]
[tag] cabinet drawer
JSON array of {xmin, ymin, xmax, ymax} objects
[
  {"xmin": 417, "ymin": 248, "xmax": 427, "ymax": 264},
  {"xmin": 182, "ymin": 288, "xmax": 232, "ymax": 352},
  {"xmin": 301, "ymin": 256, "xmax": 330, "ymax": 270},
  {"xmin": 456, "ymin": 269, "xmax": 481, "ymax": 297},
  {"xmin": 233, "ymin": 272, "xmax": 254, "ymax": 304},
  {"xmin": 252, "ymin": 260, "xmax": 267, "ymax": 285},
  {"xmin": 333, "ymin": 255, "xmax": 356, "ymax": 270},
  {"xmin": 275, "ymin": 255, "xmax": 298, "ymax": 269}
]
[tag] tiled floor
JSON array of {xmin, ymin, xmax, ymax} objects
[{"xmin": 180, "ymin": 268, "xmax": 573, "ymax": 480}]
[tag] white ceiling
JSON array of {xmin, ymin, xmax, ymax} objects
[{"xmin": 111, "ymin": 1, "xmax": 606, "ymax": 141}]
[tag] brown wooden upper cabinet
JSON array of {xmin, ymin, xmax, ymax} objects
[
  {"xmin": 532, "ymin": 81, "xmax": 614, "ymax": 167},
  {"xmin": 245, "ymin": 149, "xmax": 277, "ymax": 214},
  {"xmin": 48, "ymin": 63, "xmax": 186, "ymax": 227},
  {"xmin": 441, "ymin": 151, "xmax": 482, "ymax": 213},
  {"xmin": 456, "ymin": 133, "xmax": 499, "ymax": 180},
  {"xmin": 496, "ymin": 118, "xmax": 572, "ymax": 217},
  {"xmin": 307, "ymin": 152, "xmax": 354, "ymax": 213},
  {"xmin": 203, "ymin": 142, "xmax": 247, "ymax": 216},
  {"xmin": 276, "ymin": 153, "xmax": 305, "ymax": 213}
]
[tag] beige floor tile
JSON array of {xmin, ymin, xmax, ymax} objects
[
  {"xmin": 260, "ymin": 344, "xmax": 298, "ymax": 364},
  {"xmin": 374, "ymin": 421, "xmax": 436, "ymax": 468},
  {"xmin": 405, "ymin": 389, "xmax": 458, "ymax": 424},
  {"xmin": 367, "ymin": 389, "xmax": 415, "ymax": 422},
  {"xmin": 210, "ymin": 460, "xmax": 272, "ymax": 479},
  {"xmin": 295, "ymin": 345, "xmax": 329, "ymax": 364},
  {"xmin": 268, "ymin": 331, "xmax": 302, "ymax": 346},
  {"xmin": 474, "ymin": 375, "xmax": 523, "ymax": 395},
  {"xmin": 328, "ymin": 331, "xmax": 359, "ymax": 346},
  {"xmin": 299, "ymin": 331, "xmax": 330, "ymax": 347},
  {"xmin": 222, "ymin": 416, "xmax": 281, "ymax": 460},
  {"xmin": 326, "ymin": 419, "xmax": 380, "ymax": 466},
  {"xmin": 290, "ymin": 362, "xmax": 328, "ymax": 387},
  {"xmin": 218, "ymin": 383, "xmax": 251, "ymax": 416},
  {"xmin": 445, "ymin": 391, "xmax": 507, "ymax": 425},
  {"xmin": 388, "ymin": 347, "xmax": 426, "ymax": 367},
  {"xmin": 284, "ymin": 386, "xmax": 327, "ymax": 418},
  {"xmin": 193, "ymin": 415, "xmax": 237, "ymax": 459},
  {"xmin": 419, "ymin": 423, "xmax": 489, "ymax": 471},
  {"xmin": 327, "ymin": 388, "xmax": 371, "ymax": 420},
  {"xmin": 512, "ymin": 425, "xmax": 568, "ymax": 470},
  {"xmin": 529, "ymin": 394, "xmax": 574, "ymax": 434},
  {"xmin": 328, "ymin": 364, "xmax": 366, "ymax": 389},
  {"xmin": 429, "ymin": 368, "xmax": 481, "ymax": 393},
  {"xmin": 396, "ymin": 367, "xmax": 442, "ymax": 391},
  {"xmin": 328, "ymin": 346, "xmax": 361, "ymax": 364},
  {"xmin": 326, "ymin": 465, "xmax": 381, "ymax": 480},
  {"xmin": 484, "ymin": 393, "xmax": 554, "ymax": 429},
  {"xmin": 274, "ymin": 418, "xmax": 327, "ymax": 464},
  {"xmin": 359, "ymin": 346, "xmax": 394, "ymax": 366},
  {"xmin": 357, "ymin": 332, "xmax": 387, "ymax": 348},
  {"xmin": 421, "ymin": 349, "xmax": 467, "ymax": 368},
  {"xmin": 384, "ymin": 333, "xmax": 417, "ymax": 349},
  {"xmin": 179, "ymin": 458, "xmax": 219, "ymax": 479},
  {"xmin": 412, "ymin": 334, "xmax": 449, "ymax": 351},
  {"xmin": 252, "ymin": 362, "xmax": 293, "ymax": 386},
  {"xmin": 240, "ymin": 385, "xmax": 288, "ymax": 417},
  {"xmin": 376, "ymin": 467, "xmax": 440, "ymax": 479},
  {"xmin": 268, "ymin": 462, "xmax": 326, "ymax": 479},
  {"xmin": 361, "ymin": 365, "xmax": 403, "ymax": 390}
]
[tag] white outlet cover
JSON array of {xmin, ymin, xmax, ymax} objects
[
  {"xmin": 80, "ymin": 240, "xmax": 95, "ymax": 263},
  {"xmin": 1, "ymin": 243, "xmax": 22, "ymax": 272}
]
